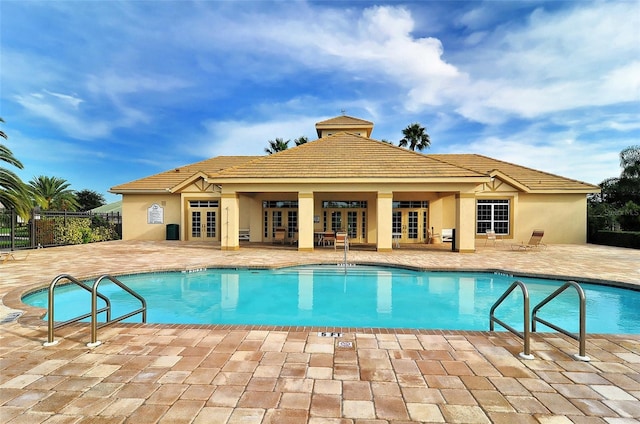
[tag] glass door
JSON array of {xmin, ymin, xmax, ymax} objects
[{"xmin": 189, "ymin": 209, "xmax": 217, "ymax": 241}]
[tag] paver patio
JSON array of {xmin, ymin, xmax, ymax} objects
[{"xmin": 1, "ymin": 241, "xmax": 639, "ymax": 423}]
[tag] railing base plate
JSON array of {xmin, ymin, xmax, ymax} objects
[
  {"xmin": 86, "ymin": 341, "xmax": 102, "ymax": 348},
  {"xmin": 43, "ymin": 340, "xmax": 59, "ymax": 347},
  {"xmin": 573, "ymin": 353, "xmax": 590, "ymax": 362},
  {"xmin": 519, "ymin": 352, "xmax": 534, "ymax": 360}
]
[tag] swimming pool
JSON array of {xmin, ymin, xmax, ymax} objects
[{"xmin": 23, "ymin": 265, "xmax": 640, "ymax": 333}]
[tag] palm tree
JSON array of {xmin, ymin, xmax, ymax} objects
[
  {"xmin": 0, "ymin": 117, "xmax": 32, "ymax": 217},
  {"xmin": 620, "ymin": 145, "xmax": 640, "ymax": 179},
  {"xmin": 399, "ymin": 123, "xmax": 431, "ymax": 151},
  {"xmin": 265, "ymin": 138, "xmax": 290, "ymax": 154},
  {"xmin": 29, "ymin": 175, "xmax": 79, "ymax": 211},
  {"xmin": 294, "ymin": 136, "xmax": 309, "ymax": 146}
]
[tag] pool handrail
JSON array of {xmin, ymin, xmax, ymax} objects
[
  {"xmin": 489, "ymin": 280, "xmax": 534, "ymax": 360},
  {"xmin": 532, "ymin": 281, "xmax": 589, "ymax": 361},
  {"xmin": 89, "ymin": 274, "xmax": 147, "ymax": 347},
  {"xmin": 44, "ymin": 274, "xmax": 111, "ymax": 346}
]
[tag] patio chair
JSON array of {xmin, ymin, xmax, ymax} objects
[
  {"xmin": 511, "ymin": 230, "xmax": 546, "ymax": 250},
  {"xmin": 323, "ymin": 231, "xmax": 335, "ymax": 246},
  {"xmin": 485, "ymin": 229, "xmax": 503, "ymax": 246},
  {"xmin": 273, "ymin": 228, "xmax": 286, "ymax": 245},
  {"xmin": 335, "ymin": 232, "xmax": 348, "ymax": 251}
]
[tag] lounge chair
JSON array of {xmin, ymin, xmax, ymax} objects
[
  {"xmin": 485, "ymin": 229, "xmax": 503, "ymax": 246},
  {"xmin": 335, "ymin": 232, "xmax": 348, "ymax": 251},
  {"xmin": 512, "ymin": 230, "xmax": 545, "ymax": 250},
  {"xmin": 1, "ymin": 251, "xmax": 30, "ymax": 264}
]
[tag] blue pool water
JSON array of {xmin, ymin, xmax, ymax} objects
[{"xmin": 23, "ymin": 265, "xmax": 640, "ymax": 333}]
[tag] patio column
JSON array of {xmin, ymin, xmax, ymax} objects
[
  {"xmin": 377, "ymin": 192, "xmax": 393, "ymax": 252},
  {"xmin": 221, "ymin": 192, "xmax": 239, "ymax": 251},
  {"xmin": 298, "ymin": 192, "xmax": 314, "ymax": 252},
  {"xmin": 455, "ymin": 193, "xmax": 476, "ymax": 253}
]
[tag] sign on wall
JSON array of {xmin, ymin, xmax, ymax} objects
[{"xmin": 147, "ymin": 203, "xmax": 164, "ymax": 224}]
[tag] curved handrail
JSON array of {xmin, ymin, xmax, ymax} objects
[
  {"xmin": 45, "ymin": 274, "xmax": 111, "ymax": 346},
  {"xmin": 532, "ymin": 281, "xmax": 589, "ymax": 361},
  {"xmin": 489, "ymin": 280, "xmax": 533, "ymax": 359},
  {"xmin": 89, "ymin": 274, "xmax": 147, "ymax": 346}
]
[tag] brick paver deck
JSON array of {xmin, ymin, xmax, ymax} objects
[{"xmin": 1, "ymin": 241, "xmax": 639, "ymax": 423}]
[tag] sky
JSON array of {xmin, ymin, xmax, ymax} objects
[{"xmin": 1, "ymin": 0, "xmax": 639, "ymax": 204}]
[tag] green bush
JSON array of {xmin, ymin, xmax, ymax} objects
[
  {"xmin": 48, "ymin": 217, "xmax": 119, "ymax": 244},
  {"xmin": 618, "ymin": 201, "xmax": 640, "ymax": 231},
  {"xmin": 592, "ymin": 230, "xmax": 640, "ymax": 249}
]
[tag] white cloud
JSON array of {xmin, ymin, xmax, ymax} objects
[
  {"xmin": 449, "ymin": 2, "xmax": 640, "ymax": 122},
  {"xmin": 446, "ymin": 125, "xmax": 630, "ymax": 185},
  {"xmin": 193, "ymin": 116, "xmax": 323, "ymax": 158},
  {"xmin": 14, "ymin": 92, "xmax": 111, "ymax": 139}
]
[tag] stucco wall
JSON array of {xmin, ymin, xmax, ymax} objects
[
  {"xmin": 515, "ymin": 193, "xmax": 587, "ymax": 244},
  {"xmin": 122, "ymin": 194, "xmax": 182, "ymax": 240}
]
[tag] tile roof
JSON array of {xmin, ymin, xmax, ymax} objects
[
  {"xmin": 110, "ymin": 156, "xmax": 258, "ymax": 192},
  {"xmin": 428, "ymin": 154, "xmax": 600, "ymax": 192},
  {"xmin": 315, "ymin": 115, "xmax": 373, "ymax": 126},
  {"xmin": 212, "ymin": 132, "xmax": 484, "ymax": 179},
  {"xmin": 315, "ymin": 115, "xmax": 374, "ymax": 137},
  {"xmin": 111, "ymin": 136, "xmax": 599, "ymax": 193}
]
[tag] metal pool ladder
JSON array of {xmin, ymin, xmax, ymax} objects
[
  {"xmin": 44, "ymin": 274, "xmax": 146, "ymax": 348},
  {"xmin": 532, "ymin": 281, "xmax": 589, "ymax": 361},
  {"xmin": 489, "ymin": 280, "xmax": 534, "ymax": 360},
  {"xmin": 490, "ymin": 280, "xmax": 589, "ymax": 361}
]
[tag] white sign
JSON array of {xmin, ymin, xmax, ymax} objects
[{"xmin": 147, "ymin": 203, "xmax": 164, "ymax": 224}]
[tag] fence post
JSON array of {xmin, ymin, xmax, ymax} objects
[
  {"xmin": 10, "ymin": 209, "xmax": 16, "ymax": 251},
  {"xmin": 32, "ymin": 209, "xmax": 37, "ymax": 248}
]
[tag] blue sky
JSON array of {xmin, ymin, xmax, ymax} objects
[{"xmin": 1, "ymin": 0, "xmax": 638, "ymax": 203}]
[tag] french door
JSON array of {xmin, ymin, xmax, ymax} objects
[
  {"xmin": 392, "ymin": 210, "xmax": 427, "ymax": 243},
  {"xmin": 189, "ymin": 209, "xmax": 217, "ymax": 241}
]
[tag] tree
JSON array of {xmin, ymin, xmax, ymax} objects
[
  {"xmin": 265, "ymin": 138, "xmax": 290, "ymax": 154},
  {"xmin": 589, "ymin": 145, "xmax": 640, "ymax": 232},
  {"xmin": 399, "ymin": 123, "xmax": 431, "ymax": 151},
  {"xmin": 294, "ymin": 136, "xmax": 309, "ymax": 146},
  {"xmin": 75, "ymin": 189, "xmax": 106, "ymax": 211},
  {"xmin": 620, "ymin": 145, "xmax": 640, "ymax": 179},
  {"xmin": 0, "ymin": 117, "xmax": 32, "ymax": 217},
  {"xmin": 29, "ymin": 175, "xmax": 79, "ymax": 211}
]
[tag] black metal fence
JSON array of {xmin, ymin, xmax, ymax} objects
[{"xmin": 0, "ymin": 208, "xmax": 122, "ymax": 251}]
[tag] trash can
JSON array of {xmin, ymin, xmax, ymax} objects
[
  {"xmin": 451, "ymin": 228, "xmax": 456, "ymax": 251},
  {"xmin": 166, "ymin": 224, "xmax": 179, "ymax": 240}
]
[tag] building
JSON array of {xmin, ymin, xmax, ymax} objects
[{"xmin": 110, "ymin": 116, "xmax": 599, "ymax": 252}]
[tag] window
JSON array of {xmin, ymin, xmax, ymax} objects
[
  {"xmin": 322, "ymin": 201, "xmax": 367, "ymax": 208},
  {"xmin": 263, "ymin": 201, "xmax": 298, "ymax": 208},
  {"xmin": 287, "ymin": 211, "xmax": 297, "ymax": 238},
  {"xmin": 393, "ymin": 201, "xmax": 429, "ymax": 208},
  {"xmin": 477, "ymin": 199, "xmax": 510, "ymax": 235},
  {"xmin": 189, "ymin": 200, "xmax": 219, "ymax": 207}
]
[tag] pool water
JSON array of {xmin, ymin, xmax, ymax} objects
[{"xmin": 23, "ymin": 265, "xmax": 640, "ymax": 333}]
